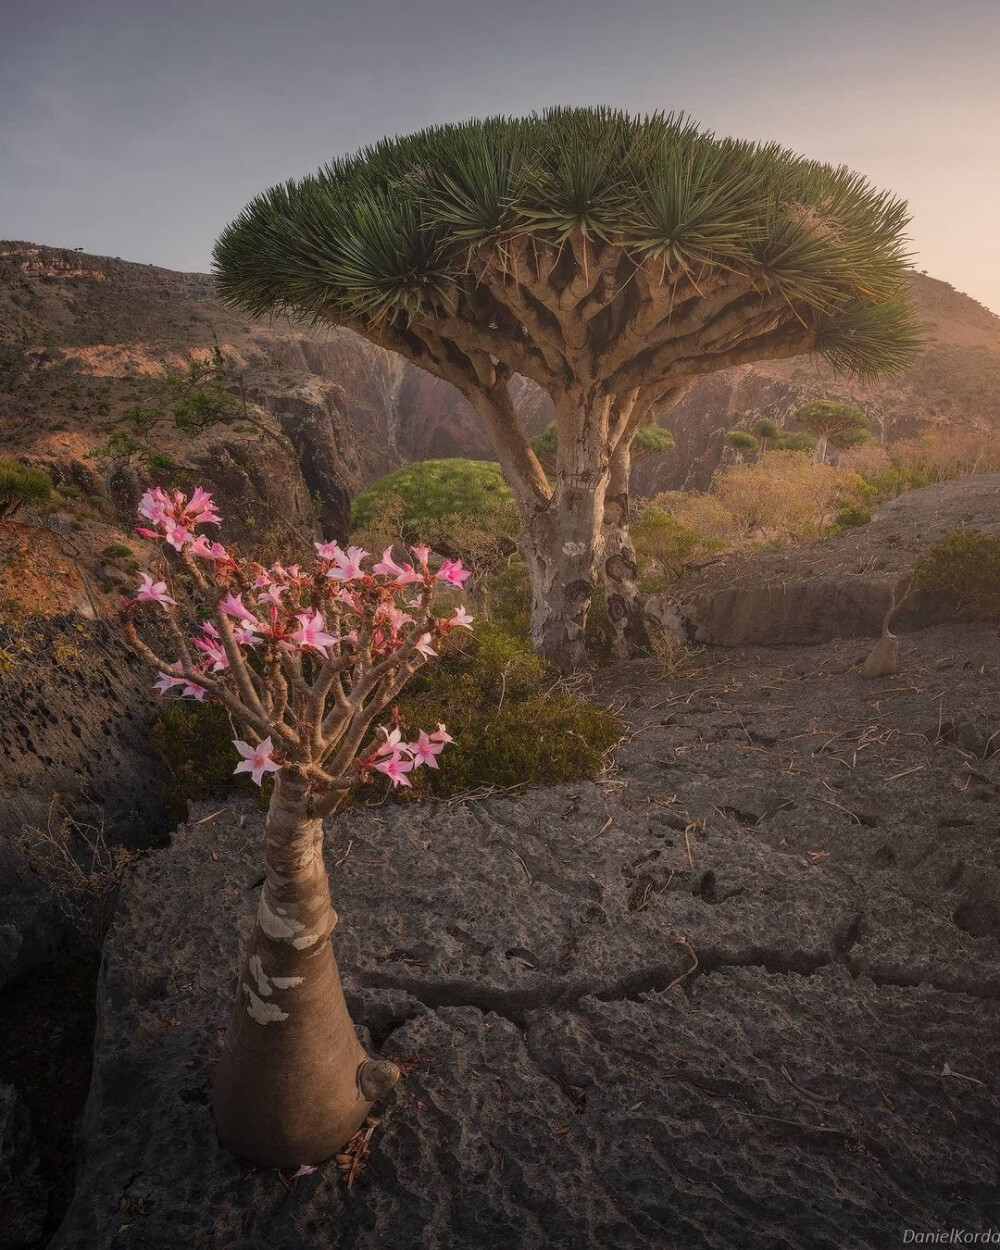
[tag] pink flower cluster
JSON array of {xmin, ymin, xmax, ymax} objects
[
  {"xmin": 137, "ymin": 486, "xmax": 224, "ymax": 554},
  {"xmin": 361, "ymin": 724, "xmax": 454, "ymax": 788},
  {"xmin": 126, "ymin": 486, "xmax": 472, "ymax": 788}
]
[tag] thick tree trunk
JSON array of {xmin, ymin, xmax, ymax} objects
[
  {"xmin": 521, "ymin": 487, "xmax": 601, "ymax": 671},
  {"xmin": 602, "ymin": 438, "xmax": 652, "ymax": 661},
  {"xmin": 213, "ymin": 771, "xmax": 398, "ymax": 1167},
  {"xmin": 519, "ymin": 390, "xmax": 613, "ymax": 671}
]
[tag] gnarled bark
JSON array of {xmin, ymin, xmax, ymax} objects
[
  {"xmin": 213, "ymin": 771, "xmax": 398, "ymax": 1166},
  {"xmin": 602, "ymin": 438, "xmax": 651, "ymax": 661}
]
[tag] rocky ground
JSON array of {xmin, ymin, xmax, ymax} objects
[
  {"xmin": 652, "ymin": 474, "xmax": 1000, "ymax": 646},
  {"xmin": 47, "ymin": 622, "xmax": 1000, "ymax": 1249}
]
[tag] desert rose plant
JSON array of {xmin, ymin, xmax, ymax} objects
[{"xmin": 121, "ymin": 485, "xmax": 472, "ymax": 1167}]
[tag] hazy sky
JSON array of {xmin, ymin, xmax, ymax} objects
[{"xmin": 3, "ymin": 0, "xmax": 999, "ymax": 312}]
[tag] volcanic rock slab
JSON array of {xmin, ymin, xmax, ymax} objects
[{"xmin": 53, "ymin": 626, "xmax": 1000, "ymax": 1247}]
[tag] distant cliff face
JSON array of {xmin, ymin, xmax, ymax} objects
[
  {"xmin": 3, "ymin": 241, "xmax": 1000, "ymax": 528},
  {"xmin": 0, "ymin": 243, "xmax": 482, "ymax": 540}
]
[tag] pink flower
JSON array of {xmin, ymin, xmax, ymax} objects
[
  {"xmin": 233, "ymin": 736, "xmax": 281, "ymax": 786},
  {"xmin": 181, "ymin": 678, "xmax": 207, "ymax": 701},
  {"xmin": 431, "ymin": 722, "xmax": 453, "ymax": 744},
  {"xmin": 192, "ymin": 634, "xmax": 229, "ymax": 672},
  {"xmin": 448, "ymin": 606, "xmax": 474, "ymax": 630},
  {"xmin": 136, "ymin": 486, "xmax": 220, "ymax": 549},
  {"xmin": 373, "ymin": 548, "xmax": 421, "ymax": 585},
  {"xmin": 189, "ymin": 534, "xmax": 229, "ymax": 561},
  {"xmin": 135, "ymin": 572, "xmax": 177, "ymax": 610},
  {"xmin": 152, "ymin": 672, "xmax": 185, "ymax": 695},
  {"xmin": 436, "ymin": 558, "xmax": 471, "ymax": 587},
  {"xmin": 219, "ymin": 593, "xmax": 261, "ymax": 630},
  {"xmin": 409, "ymin": 730, "xmax": 445, "ymax": 770},
  {"xmin": 314, "ymin": 541, "xmax": 341, "ymax": 561},
  {"xmin": 138, "ymin": 487, "xmax": 171, "ymax": 524},
  {"xmin": 257, "ymin": 584, "xmax": 286, "ymax": 608},
  {"xmin": 410, "ymin": 544, "xmax": 431, "ymax": 568},
  {"xmin": 289, "ymin": 610, "xmax": 339, "ymax": 658},
  {"xmin": 414, "ymin": 633, "xmax": 436, "ymax": 659},
  {"xmin": 376, "ymin": 727, "xmax": 404, "ymax": 758},
  {"xmin": 326, "ymin": 545, "xmax": 368, "ymax": 582},
  {"xmin": 233, "ymin": 626, "xmax": 262, "ymax": 648},
  {"xmin": 375, "ymin": 754, "xmax": 414, "ymax": 788},
  {"xmin": 185, "ymin": 486, "xmax": 221, "ymax": 526},
  {"xmin": 375, "ymin": 604, "xmax": 413, "ymax": 633},
  {"xmin": 161, "ymin": 518, "xmax": 193, "ymax": 552}
]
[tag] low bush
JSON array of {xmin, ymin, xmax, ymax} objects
[
  {"xmin": 101, "ymin": 543, "xmax": 133, "ymax": 560},
  {"xmin": 350, "ymin": 459, "xmax": 519, "ymax": 582},
  {"xmin": 831, "ymin": 503, "xmax": 874, "ymax": 532},
  {"xmin": 910, "ymin": 528, "xmax": 1000, "ymax": 619},
  {"xmin": 631, "ymin": 503, "xmax": 719, "ymax": 593},
  {"xmin": 0, "ymin": 460, "xmax": 52, "ymax": 521},
  {"xmin": 391, "ymin": 624, "xmax": 622, "ymax": 794},
  {"xmin": 149, "ymin": 702, "xmax": 259, "ymax": 821}
]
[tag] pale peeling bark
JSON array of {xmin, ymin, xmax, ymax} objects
[
  {"xmin": 213, "ymin": 771, "xmax": 398, "ymax": 1166},
  {"xmin": 602, "ymin": 438, "xmax": 651, "ymax": 661}
]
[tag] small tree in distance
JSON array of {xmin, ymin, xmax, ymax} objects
[
  {"xmin": 214, "ymin": 107, "xmax": 921, "ymax": 670},
  {"xmin": 724, "ymin": 429, "xmax": 759, "ymax": 463},
  {"xmin": 792, "ymin": 400, "xmax": 870, "ymax": 464},
  {"xmin": 752, "ymin": 417, "xmax": 781, "ymax": 456},
  {"xmin": 122, "ymin": 485, "xmax": 473, "ymax": 1166}
]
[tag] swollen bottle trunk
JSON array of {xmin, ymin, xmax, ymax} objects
[{"xmin": 212, "ymin": 771, "xmax": 395, "ymax": 1167}]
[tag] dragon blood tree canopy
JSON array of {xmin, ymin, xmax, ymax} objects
[
  {"xmin": 213, "ymin": 107, "xmax": 920, "ymax": 382},
  {"xmin": 213, "ymin": 108, "xmax": 922, "ymax": 669}
]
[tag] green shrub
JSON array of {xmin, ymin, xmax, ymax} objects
[
  {"xmin": 771, "ymin": 430, "xmax": 817, "ymax": 453},
  {"xmin": 149, "ymin": 702, "xmax": 259, "ymax": 821},
  {"xmin": 633, "ymin": 424, "xmax": 675, "ymax": 455},
  {"xmin": 752, "ymin": 417, "xmax": 781, "ymax": 442},
  {"xmin": 725, "ymin": 429, "xmax": 758, "ymax": 453},
  {"xmin": 862, "ymin": 463, "xmax": 932, "ymax": 499},
  {"xmin": 831, "ymin": 503, "xmax": 873, "ymax": 532},
  {"xmin": 631, "ymin": 503, "xmax": 716, "ymax": 593},
  {"xmin": 0, "ymin": 460, "xmax": 52, "ymax": 521},
  {"xmin": 101, "ymin": 543, "xmax": 134, "ymax": 560},
  {"xmin": 351, "ymin": 459, "xmax": 517, "ymax": 543},
  {"xmin": 910, "ymin": 529, "xmax": 1000, "ymax": 618},
  {"xmin": 483, "ymin": 557, "xmax": 531, "ymax": 640},
  {"xmin": 350, "ymin": 459, "xmax": 520, "ymax": 581},
  {"xmin": 529, "ymin": 424, "xmax": 558, "ymax": 461},
  {"xmin": 389, "ymin": 623, "xmax": 622, "ymax": 796}
]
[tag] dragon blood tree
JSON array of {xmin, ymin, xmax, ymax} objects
[
  {"xmin": 122, "ymin": 486, "xmax": 473, "ymax": 1166},
  {"xmin": 213, "ymin": 107, "xmax": 922, "ymax": 670}
]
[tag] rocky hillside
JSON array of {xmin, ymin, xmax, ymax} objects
[
  {"xmin": 0, "ymin": 242, "xmax": 498, "ymax": 540},
  {"xmin": 4, "ymin": 242, "xmax": 1000, "ymax": 527},
  {"xmin": 641, "ymin": 271, "xmax": 1000, "ymax": 493}
]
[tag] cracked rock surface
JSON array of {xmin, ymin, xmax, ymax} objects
[{"xmin": 54, "ymin": 624, "xmax": 1000, "ymax": 1248}]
